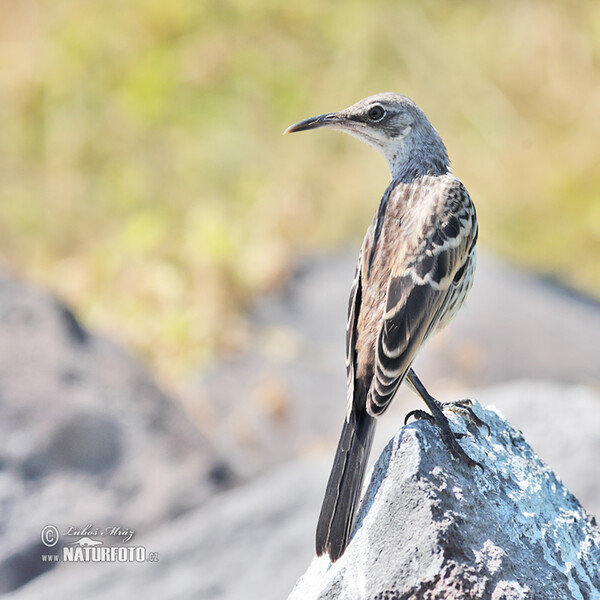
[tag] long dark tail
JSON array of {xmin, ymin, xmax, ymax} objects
[{"xmin": 316, "ymin": 408, "xmax": 376, "ymax": 561}]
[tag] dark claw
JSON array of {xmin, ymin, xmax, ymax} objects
[
  {"xmin": 404, "ymin": 407, "xmax": 483, "ymax": 471},
  {"xmin": 439, "ymin": 424, "xmax": 482, "ymax": 471},
  {"xmin": 404, "ymin": 409, "xmax": 433, "ymax": 425},
  {"xmin": 423, "ymin": 403, "xmax": 484, "ymax": 472},
  {"xmin": 463, "ymin": 406, "xmax": 491, "ymax": 436},
  {"xmin": 404, "ymin": 370, "xmax": 485, "ymax": 472},
  {"xmin": 440, "ymin": 399, "xmax": 491, "ymax": 436}
]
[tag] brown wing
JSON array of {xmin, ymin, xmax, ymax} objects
[
  {"xmin": 366, "ymin": 181, "xmax": 477, "ymax": 416},
  {"xmin": 344, "ymin": 255, "xmax": 363, "ymax": 412}
]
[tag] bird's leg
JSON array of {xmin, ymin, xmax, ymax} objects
[
  {"xmin": 404, "ymin": 368, "xmax": 483, "ymax": 469},
  {"xmin": 405, "ymin": 369, "xmax": 489, "ymax": 432}
]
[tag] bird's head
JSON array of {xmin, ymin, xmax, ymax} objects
[{"xmin": 284, "ymin": 92, "xmax": 450, "ymax": 181}]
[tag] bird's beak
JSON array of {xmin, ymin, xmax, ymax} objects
[{"xmin": 283, "ymin": 112, "xmax": 342, "ymax": 135}]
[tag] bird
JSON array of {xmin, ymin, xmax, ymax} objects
[{"xmin": 284, "ymin": 92, "xmax": 482, "ymax": 562}]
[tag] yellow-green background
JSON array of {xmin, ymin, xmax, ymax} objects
[{"xmin": 1, "ymin": 0, "xmax": 598, "ymax": 383}]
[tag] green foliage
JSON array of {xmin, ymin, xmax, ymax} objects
[{"xmin": 0, "ymin": 0, "xmax": 598, "ymax": 380}]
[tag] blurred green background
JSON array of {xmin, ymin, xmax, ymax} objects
[{"xmin": 0, "ymin": 0, "xmax": 598, "ymax": 383}]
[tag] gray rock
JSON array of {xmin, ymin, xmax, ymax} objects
[
  {"xmin": 373, "ymin": 380, "xmax": 600, "ymax": 521},
  {"xmin": 4, "ymin": 459, "xmax": 325, "ymax": 600},
  {"xmin": 471, "ymin": 381, "xmax": 600, "ymax": 521},
  {"xmin": 7, "ymin": 385, "xmax": 600, "ymax": 600},
  {"xmin": 0, "ymin": 273, "xmax": 233, "ymax": 594},
  {"xmin": 288, "ymin": 401, "xmax": 600, "ymax": 600},
  {"xmin": 3, "ymin": 251, "xmax": 599, "ymax": 597}
]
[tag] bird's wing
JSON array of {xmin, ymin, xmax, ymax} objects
[
  {"xmin": 367, "ymin": 180, "xmax": 476, "ymax": 416},
  {"xmin": 344, "ymin": 256, "xmax": 363, "ymax": 412}
]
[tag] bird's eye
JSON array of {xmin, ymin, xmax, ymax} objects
[{"xmin": 367, "ymin": 105, "xmax": 385, "ymax": 122}]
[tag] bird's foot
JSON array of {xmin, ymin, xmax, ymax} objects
[
  {"xmin": 436, "ymin": 398, "xmax": 491, "ymax": 436},
  {"xmin": 404, "ymin": 409, "xmax": 433, "ymax": 426},
  {"xmin": 404, "ymin": 402, "xmax": 483, "ymax": 471},
  {"xmin": 404, "ymin": 408, "xmax": 467, "ymax": 438}
]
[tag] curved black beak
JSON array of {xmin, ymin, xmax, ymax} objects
[{"xmin": 283, "ymin": 112, "xmax": 341, "ymax": 135}]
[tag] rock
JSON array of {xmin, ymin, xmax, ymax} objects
[
  {"xmin": 0, "ymin": 273, "xmax": 234, "ymax": 594},
  {"xmin": 3, "ymin": 251, "xmax": 599, "ymax": 597},
  {"xmin": 371, "ymin": 380, "xmax": 600, "ymax": 521},
  {"xmin": 288, "ymin": 401, "xmax": 600, "ymax": 600},
  {"xmin": 3, "ymin": 459, "xmax": 326, "ymax": 600},
  {"xmin": 7, "ymin": 385, "xmax": 600, "ymax": 600},
  {"xmin": 470, "ymin": 381, "xmax": 600, "ymax": 521}
]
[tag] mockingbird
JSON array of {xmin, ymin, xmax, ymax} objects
[{"xmin": 285, "ymin": 93, "xmax": 482, "ymax": 562}]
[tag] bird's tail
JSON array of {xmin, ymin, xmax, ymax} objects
[{"xmin": 316, "ymin": 408, "xmax": 376, "ymax": 561}]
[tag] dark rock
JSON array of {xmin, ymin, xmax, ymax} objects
[
  {"xmin": 55, "ymin": 302, "xmax": 88, "ymax": 345},
  {"xmin": 288, "ymin": 401, "xmax": 600, "ymax": 600},
  {"xmin": 207, "ymin": 460, "xmax": 237, "ymax": 490},
  {"xmin": 47, "ymin": 412, "xmax": 122, "ymax": 474},
  {"xmin": 0, "ymin": 541, "xmax": 58, "ymax": 594}
]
